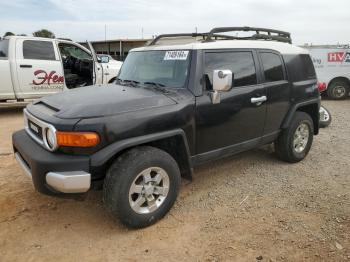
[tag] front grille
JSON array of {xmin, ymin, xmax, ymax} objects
[
  {"xmin": 23, "ymin": 109, "xmax": 57, "ymax": 151},
  {"xmin": 28, "ymin": 119, "xmax": 43, "ymax": 140}
]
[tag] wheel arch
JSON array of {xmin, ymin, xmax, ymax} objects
[
  {"xmin": 327, "ymin": 76, "xmax": 350, "ymax": 89},
  {"xmin": 281, "ymin": 98, "xmax": 320, "ymax": 135},
  {"xmin": 91, "ymin": 129, "xmax": 193, "ymax": 180}
]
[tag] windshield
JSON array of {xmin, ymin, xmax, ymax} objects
[
  {"xmin": 0, "ymin": 40, "xmax": 9, "ymax": 59},
  {"xmin": 117, "ymin": 50, "xmax": 191, "ymax": 88}
]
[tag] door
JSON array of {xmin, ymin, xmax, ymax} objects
[
  {"xmin": 57, "ymin": 42, "xmax": 96, "ymax": 88},
  {"xmin": 14, "ymin": 39, "xmax": 65, "ymax": 99},
  {"xmin": 258, "ymin": 51, "xmax": 290, "ymax": 135},
  {"xmin": 87, "ymin": 42, "xmax": 103, "ymax": 84},
  {"xmin": 195, "ymin": 50, "xmax": 267, "ymax": 156}
]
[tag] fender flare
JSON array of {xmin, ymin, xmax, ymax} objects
[
  {"xmin": 281, "ymin": 98, "xmax": 320, "ymax": 133},
  {"xmin": 90, "ymin": 129, "xmax": 193, "ymax": 175}
]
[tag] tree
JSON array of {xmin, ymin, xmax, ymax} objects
[
  {"xmin": 4, "ymin": 32, "xmax": 15, "ymax": 37},
  {"xmin": 33, "ymin": 29, "xmax": 55, "ymax": 38}
]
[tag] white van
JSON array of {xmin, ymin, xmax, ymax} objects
[
  {"xmin": 0, "ymin": 36, "xmax": 122, "ymax": 103},
  {"xmin": 305, "ymin": 45, "xmax": 350, "ymax": 99}
]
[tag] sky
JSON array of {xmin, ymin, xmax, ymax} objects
[{"xmin": 0, "ymin": 0, "xmax": 349, "ymax": 45}]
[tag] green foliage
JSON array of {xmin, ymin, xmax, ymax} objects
[
  {"xmin": 33, "ymin": 29, "xmax": 55, "ymax": 38},
  {"xmin": 4, "ymin": 32, "xmax": 15, "ymax": 37}
]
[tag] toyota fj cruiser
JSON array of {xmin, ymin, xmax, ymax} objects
[{"xmin": 12, "ymin": 27, "xmax": 320, "ymax": 228}]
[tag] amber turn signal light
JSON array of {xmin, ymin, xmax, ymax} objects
[{"xmin": 56, "ymin": 131, "xmax": 100, "ymax": 147}]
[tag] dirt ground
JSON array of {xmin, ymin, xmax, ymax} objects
[{"xmin": 0, "ymin": 100, "xmax": 349, "ymax": 262}]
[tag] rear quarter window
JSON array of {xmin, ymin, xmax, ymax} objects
[
  {"xmin": 0, "ymin": 40, "xmax": 9, "ymax": 59},
  {"xmin": 23, "ymin": 40, "xmax": 56, "ymax": 60}
]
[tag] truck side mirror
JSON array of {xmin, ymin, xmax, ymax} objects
[
  {"xmin": 100, "ymin": 56, "xmax": 109, "ymax": 63},
  {"xmin": 210, "ymin": 70, "xmax": 233, "ymax": 104}
]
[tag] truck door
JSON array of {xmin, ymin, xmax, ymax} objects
[
  {"xmin": 14, "ymin": 39, "xmax": 65, "ymax": 99},
  {"xmin": 195, "ymin": 50, "xmax": 267, "ymax": 157},
  {"xmin": 87, "ymin": 42, "xmax": 103, "ymax": 84},
  {"xmin": 257, "ymin": 51, "xmax": 290, "ymax": 135}
]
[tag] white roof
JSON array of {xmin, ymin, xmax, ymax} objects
[{"xmin": 132, "ymin": 40, "xmax": 309, "ymax": 55}]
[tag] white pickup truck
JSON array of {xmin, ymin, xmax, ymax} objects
[{"xmin": 0, "ymin": 36, "xmax": 122, "ymax": 103}]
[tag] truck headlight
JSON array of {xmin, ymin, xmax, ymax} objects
[{"xmin": 45, "ymin": 127, "xmax": 57, "ymax": 150}]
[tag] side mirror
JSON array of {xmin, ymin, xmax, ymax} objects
[
  {"xmin": 211, "ymin": 70, "xmax": 233, "ymax": 104},
  {"xmin": 100, "ymin": 56, "xmax": 109, "ymax": 63}
]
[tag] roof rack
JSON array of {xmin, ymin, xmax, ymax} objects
[{"xmin": 148, "ymin": 26, "xmax": 292, "ymax": 46}]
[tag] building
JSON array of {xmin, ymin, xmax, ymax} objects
[{"xmin": 80, "ymin": 38, "xmax": 151, "ymax": 61}]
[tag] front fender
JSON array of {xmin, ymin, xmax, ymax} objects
[{"xmin": 90, "ymin": 129, "xmax": 192, "ymax": 172}]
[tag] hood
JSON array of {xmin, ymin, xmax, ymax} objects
[{"xmin": 37, "ymin": 84, "xmax": 177, "ymax": 119}]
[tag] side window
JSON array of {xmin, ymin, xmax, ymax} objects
[
  {"xmin": 0, "ymin": 40, "xmax": 9, "ymax": 59},
  {"xmin": 260, "ymin": 52, "xmax": 285, "ymax": 82},
  {"xmin": 23, "ymin": 40, "xmax": 56, "ymax": 60},
  {"xmin": 205, "ymin": 52, "xmax": 257, "ymax": 88},
  {"xmin": 58, "ymin": 44, "xmax": 92, "ymax": 60}
]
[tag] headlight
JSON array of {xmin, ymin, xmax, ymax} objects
[{"xmin": 45, "ymin": 127, "xmax": 57, "ymax": 150}]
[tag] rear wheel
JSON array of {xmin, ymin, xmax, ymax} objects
[
  {"xmin": 103, "ymin": 146, "xmax": 181, "ymax": 228},
  {"xmin": 327, "ymin": 80, "xmax": 349, "ymax": 100},
  {"xmin": 275, "ymin": 112, "xmax": 314, "ymax": 163}
]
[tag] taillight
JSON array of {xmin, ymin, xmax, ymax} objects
[{"xmin": 317, "ymin": 82, "xmax": 327, "ymax": 93}]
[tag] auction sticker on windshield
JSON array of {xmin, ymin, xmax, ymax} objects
[{"xmin": 164, "ymin": 50, "xmax": 189, "ymax": 60}]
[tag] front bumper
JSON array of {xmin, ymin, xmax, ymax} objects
[{"xmin": 13, "ymin": 129, "xmax": 91, "ymax": 195}]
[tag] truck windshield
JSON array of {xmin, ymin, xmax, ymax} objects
[
  {"xmin": 0, "ymin": 40, "xmax": 9, "ymax": 59},
  {"xmin": 117, "ymin": 50, "xmax": 191, "ymax": 88}
]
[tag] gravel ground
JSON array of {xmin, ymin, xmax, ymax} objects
[{"xmin": 0, "ymin": 99, "xmax": 349, "ymax": 262}]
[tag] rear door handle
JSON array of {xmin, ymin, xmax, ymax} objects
[
  {"xmin": 251, "ymin": 96, "xmax": 267, "ymax": 105},
  {"xmin": 20, "ymin": 64, "xmax": 32, "ymax": 68}
]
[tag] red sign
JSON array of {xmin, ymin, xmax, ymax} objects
[
  {"xmin": 328, "ymin": 52, "xmax": 345, "ymax": 62},
  {"xmin": 32, "ymin": 70, "xmax": 64, "ymax": 85}
]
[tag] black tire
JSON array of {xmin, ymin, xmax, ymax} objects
[
  {"xmin": 327, "ymin": 80, "xmax": 349, "ymax": 100},
  {"xmin": 103, "ymin": 146, "xmax": 181, "ymax": 228},
  {"xmin": 319, "ymin": 105, "xmax": 332, "ymax": 128},
  {"xmin": 275, "ymin": 112, "xmax": 314, "ymax": 163}
]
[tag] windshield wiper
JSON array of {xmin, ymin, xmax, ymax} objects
[
  {"xmin": 116, "ymin": 78, "xmax": 140, "ymax": 87},
  {"xmin": 143, "ymin": 81, "xmax": 166, "ymax": 88}
]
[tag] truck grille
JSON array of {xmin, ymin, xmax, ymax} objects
[
  {"xmin": 27, "ymin": 119, "xmax": 43, "ymax": 140},
  {"xmin": 23, "ymin": 109, "xmax": 57, "ymax": 151}
]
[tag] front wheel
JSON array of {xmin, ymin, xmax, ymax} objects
[
  {"xmin": 275, "ymin": 112, "xmax": 314, "ymax": 163},
  {"xmin": 319, "ymin": 105, "xmax": 332, "ymax": 128},
  {"xmin": 103, "ymin": 146, "xmax": 181, "ymax": 228}
]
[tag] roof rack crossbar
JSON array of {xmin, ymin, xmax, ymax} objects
[
  {"xmin": 149, "ymin": 33, "xmax": 205, "ymax": 46},
  {"xmin": 148, "ymin": 33, "xmax": 241, "ymax": 46}
]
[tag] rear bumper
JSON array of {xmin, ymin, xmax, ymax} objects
[{"xmin": 13, "ymin": 129, "xmax": 91, "ymax": 195}]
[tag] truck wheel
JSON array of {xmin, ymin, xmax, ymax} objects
[
  {"xmin": 103, "ymin": 146, "xmax": 181, "ymax": 228},
  {"xmin": 275, "ymin": 112, "xmax": 314, "ymax": 163},
  {"xmin": 327, "ymin": 80, "xmax": 349, "ymax": 100}
]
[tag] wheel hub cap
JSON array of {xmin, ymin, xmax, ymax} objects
[
  {"xmin": 293, "ymin": 123, "xmax": 310, "ymax": 153},
  {"xmin": 129, "ymin": 167, "xmax": 170, "ymax": 214},
  {"xmin": 320, "ymin": 107, "xmax": 329, "ymax": 121},
  {"xmin": 333, "ymin": 86, "xmax": 346, "ymax": 98}
]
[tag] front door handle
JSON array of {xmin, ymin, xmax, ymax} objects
[
  {"xmin": 20, "ymin": 64, "xmax": 32, "ymax": 68},
  {"xmin": 251, "ymin": 96, "xmax": 267, "ymax": 105}
]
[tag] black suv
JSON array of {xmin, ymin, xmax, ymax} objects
[{"xmin": 13, "ymin": 27, "xmax": 320, "ymax": 228}]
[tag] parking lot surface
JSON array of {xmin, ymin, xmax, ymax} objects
[{"xmin": 0, "ymin": 100, "xmax": 349, "ymax": 262}]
